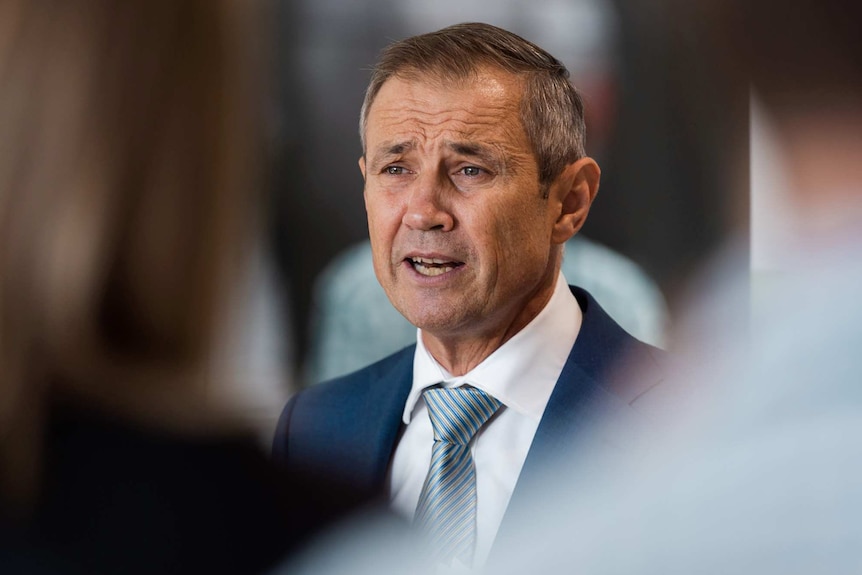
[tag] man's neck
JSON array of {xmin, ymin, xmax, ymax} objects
[
  {"xmin": 421, "ymin": 332, "xmax": 509, "ymax": 377},
  {"xmin": 420, "ymin": 279, "xmax": 558, "ymax": 376}
]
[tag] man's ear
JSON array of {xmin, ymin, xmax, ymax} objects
[
  {"xmin": 358, "ymin": 156, "xmax": 367, "ymax": 181},
  {"xmin": 550, "ymin": 157, "xmax": 600, "ymax": 244}
]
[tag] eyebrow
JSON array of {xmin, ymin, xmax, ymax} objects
[
  {"xmin": 446, "ymin": 141, "xmax": 504, "ymax": 171},
  {"xmin": 369, "ymin": 140, "xmax": 415, "ymax": 166},
  {"xmin": 368, "ymin": 139, "xmax": 507, "ymax": 171}
]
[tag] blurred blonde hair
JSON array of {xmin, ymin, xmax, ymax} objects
[{"xmin": 0, "ymin": 0, "xmax": 266, "ymax": 507}]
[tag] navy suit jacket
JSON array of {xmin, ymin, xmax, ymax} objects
[{"xmin": 273, "ymin": 286, "xmax": 667, "ymax": 546}]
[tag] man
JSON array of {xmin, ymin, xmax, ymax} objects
[{"xmin": 274, "ymin": 22, "xmax": 667, "ymax": 568}]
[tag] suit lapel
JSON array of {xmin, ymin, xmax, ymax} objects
[
  {"xmin": 493, "ymin": 287, "xmax": 651, "ymax": 548},
  {"xmin": 353, "ymin": 346, "xmax": 415, "ymax": 490},
  {"xmin": 286, "ymin": 345, "xmax": 414, "ymax": 495}
]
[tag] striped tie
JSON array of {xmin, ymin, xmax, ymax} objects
[{"xmin": 414, "ymin": 386, "xmax": 501, "ymax": 565}]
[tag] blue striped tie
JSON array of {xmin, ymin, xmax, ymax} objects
[{"xmin": 414, "ymin": 386, "xmax": 502, "ymax": 565}]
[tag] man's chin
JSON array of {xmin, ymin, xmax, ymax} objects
[{"xmin": 403, "ymin": 309, "xmax": 462, "ymax": 334}]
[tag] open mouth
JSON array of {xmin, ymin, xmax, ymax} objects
[{"xmin": 407, "ymin": 256, "xmax": 463, "ymax": 277}]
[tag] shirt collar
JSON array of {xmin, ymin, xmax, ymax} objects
[{"xmin": 403, "ymin": 272, "xmax": 582, "ymax": 424}]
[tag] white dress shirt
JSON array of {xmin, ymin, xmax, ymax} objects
[{"xmin": 388, "ymin": 272, "xmax": 582, "ymax": 567}]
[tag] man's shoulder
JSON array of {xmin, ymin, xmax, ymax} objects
[{"xmin": 569, "ymin": 284, "xmax": 670, "ymax": 400}]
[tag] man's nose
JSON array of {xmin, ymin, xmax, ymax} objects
[{"xmin": 402, "ymin": 174, "xmax": 454, "ymax": 231}]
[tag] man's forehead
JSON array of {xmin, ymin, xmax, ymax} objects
[
  {"xmin": 362, "ymin": 67, "xmax": 531, "ymax": 163},
  {"xmin": 367, "ymin": 75, "xmax": 522, "ymax": 133},
  {"xmin": 375, "ymin": 66, "xmax": 523, "ymax": 108}
]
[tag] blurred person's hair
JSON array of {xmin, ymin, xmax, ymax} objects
[
  {"xmin": 0, "ymin": 0, "xmax": 265, "ymax": 508},
  {"xmin": 673, "ymin": 0, "xmax": 862, "ymax": 104},
  {"xmin": 743, "ymin": 1, "xmax": 861, "ymax": 103},
  {"xmin": 359, "ymin": 22, "xmax": 586, "ymax": 188}
]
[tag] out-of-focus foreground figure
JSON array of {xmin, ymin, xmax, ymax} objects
[
  {"xmin": 0, "ymin": 1, "xmax": 362, "ymax": 573},
  {"xmin": 486, "ymin": 0, "xmax": 862, "ymax": 572}
]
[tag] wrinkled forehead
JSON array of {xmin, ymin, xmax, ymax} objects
[
  {"xmin": 366, "ymin": 70, "xmax": 525, "ymax": 139},
  {"xmin": 366, "ymin": 65, "xmax": 526, "ymax": 133},
  {"xmin": 364, "ymin": 71, "xmax": 535, "ymax": 173}
]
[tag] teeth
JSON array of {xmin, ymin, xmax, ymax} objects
[
  {"xmin": 414, "ymin": 263, "xmax": 454, "ymax": 276},
  {"xmin": 410, "ymin": 256, "xmax": 457, "ymax": 277},
  {"xmin": 411, "ymin": 257, "xmax": 449, "ymax": 265}
]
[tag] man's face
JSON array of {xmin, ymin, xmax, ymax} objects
[{"xmin": 360, "ymin": 68, "xmax": 566, "ymax": 343}]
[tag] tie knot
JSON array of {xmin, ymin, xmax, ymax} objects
[{"xmin": 422, "ymin": 386, "xmax": 501, "ymax": 445}]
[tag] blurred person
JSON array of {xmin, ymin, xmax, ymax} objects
[
  {"xmin": 273, "ymin": 22, "xmax": 668, "ymax": 570},
  {"xmin": 0, "ymin": 1, "xmax": 365, "ymax": 574}
]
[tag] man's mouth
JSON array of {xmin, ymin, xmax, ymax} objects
[{"xmin": 407, "ymin": 256, "xmax": 463, "ymax": 277}]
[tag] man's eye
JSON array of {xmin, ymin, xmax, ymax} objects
[
  {"xmin": 385, "ymin": 166, "xmax": 405, "ymax": 175},
  {"xmin": 459, "ymin": 166, "xmax": 483, "ymax": 177}
]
